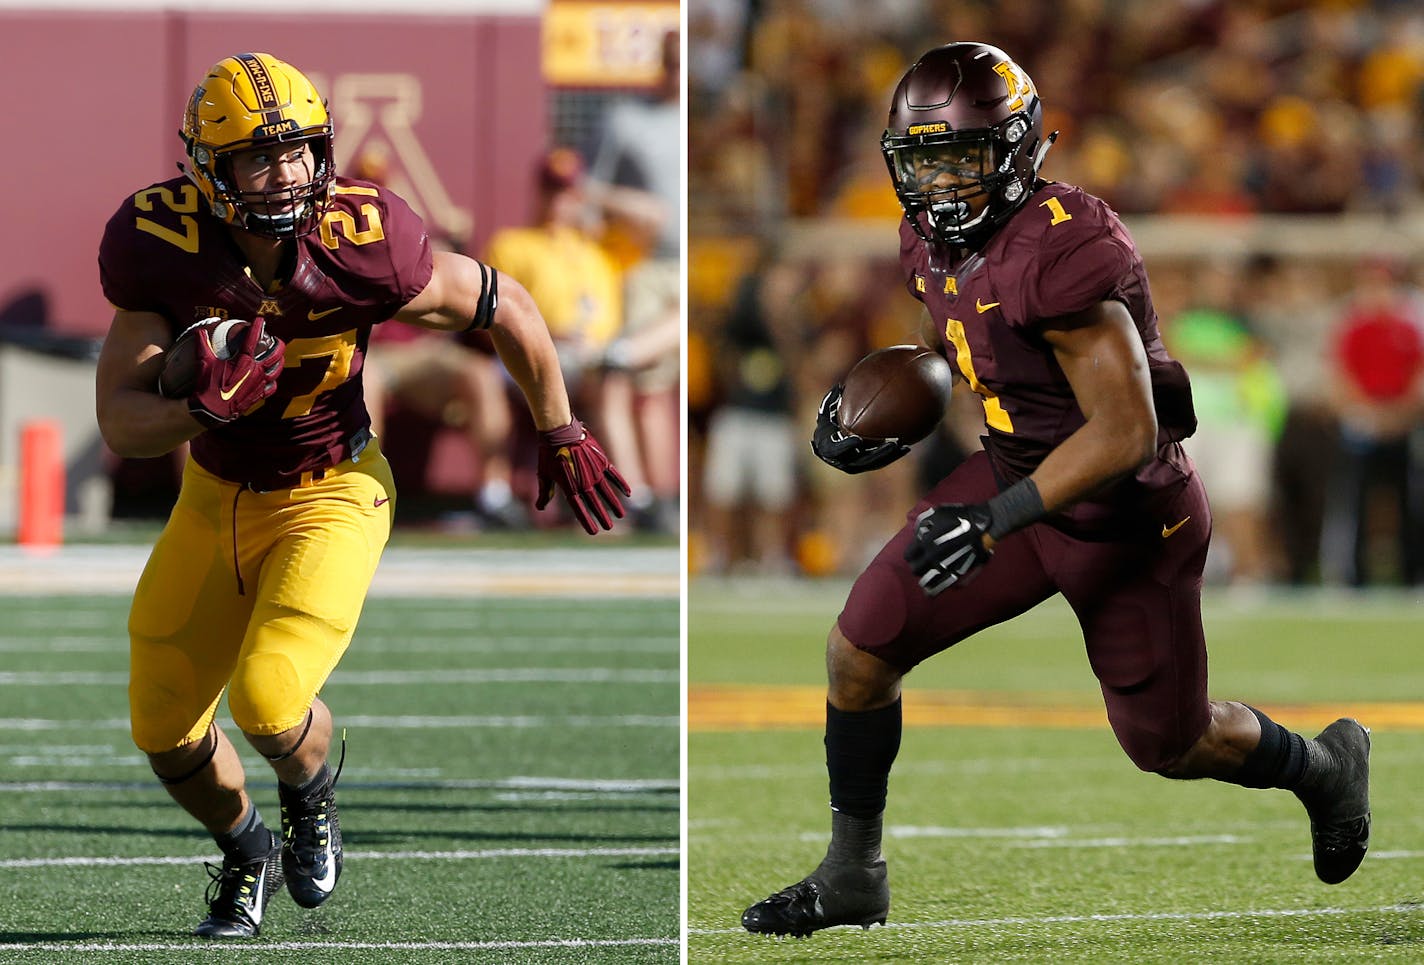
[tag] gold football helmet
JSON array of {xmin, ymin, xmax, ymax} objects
[{"xmin": 181, "ymin": 52, "xmax": 335, "ymax": 238}]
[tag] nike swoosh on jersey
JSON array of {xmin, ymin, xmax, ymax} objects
[
  {"xmin": 374, "ymin": 496, "xmax": 390, "ymax": 507},
  {"xmin": 219, "ymin": 370, "xmax": 251, "ymax": 401},
  {"xmin": 975, "ymin": 299, "xmax": 1001, "ymax": 313},
  {"xmin": 308, "ymin": 306, "xmax": 342, "ymax": 320},
  {"xmin": 1162, "ymin": 516, "xmax": 1191, "ymax": 538}
]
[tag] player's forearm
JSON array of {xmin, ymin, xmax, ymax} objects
[
  {"xmin": 1029, "ymin": 414, "xmax": 1156, "ymax": 514},
  {"xmin": 489, "ymin": 286, "xmax": 574, "ymax": 432},
  {"xmin": 98, "ymin": 385, "xmax": 205, "ymax": 458}
]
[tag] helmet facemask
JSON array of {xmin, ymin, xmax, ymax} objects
[
  {"xmin": 882, "ymin": 113, "xmax": 1043, "ymax": 247},
  {"xmin": 195, "ymin": 132, "xmax": 335, "ymax": 239}
]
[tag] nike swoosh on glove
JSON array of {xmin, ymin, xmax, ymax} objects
[
  {"xmin": 903, "ymin": 503, "xmax": 994, "ymax": 595},
  {"xmin": 187, "ymin": 317, "xmax": 285, "ymax": 427},
  {"xmin": 535, "ymin": 417, "xmax": 633, "ymax": 534}
]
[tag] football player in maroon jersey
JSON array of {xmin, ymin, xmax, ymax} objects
[
  {"xmin": 95, "ymin": 53, "xmax": 630, "ymax": 938},
  {"xmin": 743, "ymin": 42, "xmax": 1370, "ymax": 938}
]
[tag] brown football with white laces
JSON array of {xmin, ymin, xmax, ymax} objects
[
  {"xmin": 838, "ymin": 344, "xmax": 954, "ymax": 444},
  {"xmin": 158, "ymin": 317, "xmax": 280, "ymax": 398}
]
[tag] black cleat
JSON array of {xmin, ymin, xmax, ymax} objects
[
  {"xmin": 194, "ymin": 830, "xmax": 285, "ymax": 938},
  {"xmin": 742, "ymin": 859, "xmax": 890, "ymax": 938},
  {"xmin": 1294, "ymin": 718, "xmax": 1371, "ymax": 885},
  {"xmin": 280, "ymin": 766, "xmax": 344, "ymax": 909}
]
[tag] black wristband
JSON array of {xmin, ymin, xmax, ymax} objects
[{"xmin": 985, "ymin": 476, "xmax": 1046, "ymax": 540}]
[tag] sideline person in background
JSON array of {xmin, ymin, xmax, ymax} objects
[
  {"xmin": 587, "ymin": 27, "xmax": 683, "ymax": 531},
  {"xmin": 1320, "ymin": 256, "xmax": 1424, "ymax": 586}
]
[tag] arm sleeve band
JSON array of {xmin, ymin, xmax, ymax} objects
[
  {"xmin": 463, "ymin": 262, "xmax": 500, "ymax": 332},
  {"xmin": 985, "ymin": 476, "xmax": 1046, "ymax": 540}
]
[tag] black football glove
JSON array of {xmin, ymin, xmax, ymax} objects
[
  {"xmin": 810, "ymin": 384, "xmax": 910, "ymax": 475},
  {"xmin": 904, "ymin": 503, "xmax": 994, "ymax": 596}
]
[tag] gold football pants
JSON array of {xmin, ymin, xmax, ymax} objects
[{"xmin": 128, "ymin": 442, "xmax": 394, "ymax": 753}]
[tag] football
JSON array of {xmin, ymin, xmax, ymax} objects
[
  {"xmin": 158, "ymin": 317, "xmax": 280, "ymax": 398},
  {"xmin": 838, "ymin": 344, "xmax": 954, "ymax": 444}
]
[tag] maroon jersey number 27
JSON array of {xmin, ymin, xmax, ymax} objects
[{"xmin": 98, "ymin": 176, "xmax": 434, "ymax": 485}]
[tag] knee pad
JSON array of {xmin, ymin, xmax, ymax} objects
[
  {"xmin": 839, "ymin": 562, "xmax": 909, "ymax": 652},
  {"xmin": 228, "ymin": 650, "xmax": 306, "ymax": 735}
]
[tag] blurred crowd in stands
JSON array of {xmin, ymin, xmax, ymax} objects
[{"xmin": 688, "ymin": 0, "xmax": 1424, "ymax": 586}]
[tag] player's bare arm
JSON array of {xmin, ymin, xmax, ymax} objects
[
  {"xmin": 1029, "ymin": 299, "xmax": 1159, "ymax": 517},
  {"xmin": 95, "ymin": 309, "xmax": 206, "ymax": 457},
  {"xmin": 396, "ymin": 250, "xmax": 572, "ymax": 431},
  {"xmin": 396, "ymin": 249, "xmax": 628, "ymax": 533},
  {"xmin": 905, "ymin": 303, "xmax": 1158, "ymax": 589}
]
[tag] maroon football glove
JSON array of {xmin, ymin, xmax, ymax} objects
[
  {"xmin": 535, "ymin": 417, "xmax": 632, "ymax": 534},
  {"xmin": 187, "ymin": 317, "xmax": 285, "ymax": 427}
]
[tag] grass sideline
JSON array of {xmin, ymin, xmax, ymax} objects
[
  {"xmin": 0, "ymin": 594, "xmax": 679, "ymax": 964},
  {"xmin": 688, "ymin": 580, "xmax": 1424, "ymax": 963}
]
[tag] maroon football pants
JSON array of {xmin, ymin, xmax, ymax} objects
[{"xmin": 838, "ymin": 450, "xmax": 1213, "ymax": 771}]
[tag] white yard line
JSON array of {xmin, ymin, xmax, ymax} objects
[
  {"xmin": 0, "ymin": 845, "xmax": 678, "ymax": 870},
  {"xmin": 0, "ymin": 636, "xmax": 674, "ymax": 654},
  {"xmin": 0, "ymin": 546, "xmax": 678, "ymax": 598},
  {"xmin": 0, "ymin": 938, "xmax": 677, "ymax": 954},
  {"xmin": 0, "ymin": 775, "xmax": 678, "ymax": 793},
  {"xmin": 0, "ymin": 668, "xmax": 678, "ymax": 686},
  {"xmin": 689, "ymin": 902, "xmax": 1424, "ymax": 936},
  {"xmin": 0, "ymin": 714, "xmax": 675, "ymax": 732}
]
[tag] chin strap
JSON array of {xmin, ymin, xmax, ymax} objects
[{"xmin": 1032, "ymin": 130, "xmax": 1059, "ymax": 176}]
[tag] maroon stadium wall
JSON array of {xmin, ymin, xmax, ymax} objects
[{"xmin": 0, "ymin": 9, "xmax": 546, "ymax": 337}]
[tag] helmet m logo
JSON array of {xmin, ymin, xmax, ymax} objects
[{"xmin": 993, "ymin": 60, "xmax": 1036, "ymax": 113}]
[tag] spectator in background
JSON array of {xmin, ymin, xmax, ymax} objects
[
  {"xmin": 355, "ymin": 151, "xmax": 526, "ymax": 528},
  {"xmin": 364, "ymin": 324, "xmax": 525, "ymax": 528},
  {"xmin": 586, "ymin": 28, "xmax": 683, "ymax": 532},
  {"xmin": 1320, "ymin": 257, "xmax": 1424, "ymax": 586},
  {"xmin": 702, "ymin": 245, "xmax": 803, "ymax": 574},
  {"xmin": 1241, "ymin": 254, "xmax": 1339, "ymax": 585},
  {"xmin": 1162, "ymin": 258, "xmax": 1287, "ymax": 585},
  {"xmin": 482, "ymin": 148, "xmax": 659, "ymax": 529}
]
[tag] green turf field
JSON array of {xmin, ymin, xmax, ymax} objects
[
  {"xmin": 689, "ymin": 580, "xmax": 1424, "ymax": 963},
  {"xmin": 0, "ymin": 592, "xmax": 678, "ymax": 964}
]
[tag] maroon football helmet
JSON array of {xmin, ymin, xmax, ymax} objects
[{"xmin": 882, "ymin": 43, "xmax": 1057, "ymax": 247}]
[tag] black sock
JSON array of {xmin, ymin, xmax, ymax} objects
[
  {"xmin": 214, "ymin": 803, "xmax": 270, "ymax": 862},
  {"xmin": 280, "ymin": 762, "xmax": 331, "ymax": 801},
  {"xmin": 825, "ymin": 698, "xmax": 902, "ymax": 818},
  {"xmin": 1230, "ymin": 707, "xmax": 1308, "ymax": 790}
]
